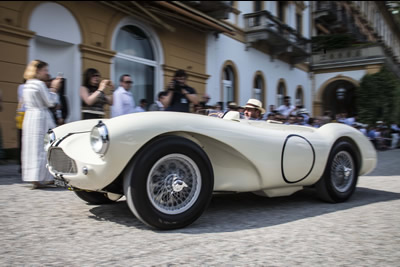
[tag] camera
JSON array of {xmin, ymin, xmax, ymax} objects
[{"xmin": 171, "ymin": 80, "xmax": 181, "ymax": 92}]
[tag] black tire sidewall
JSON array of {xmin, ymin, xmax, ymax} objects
[
  {"xmin": 323, "ymin": 141, "xmax": 359, "ymax": 202},
  {"xmin": 74, "ymin": 190, "xmax": 116, "ymax": 204},
  {"xmin": 126, "ymin": 136, "xmax": 214, "ymax": 229}
]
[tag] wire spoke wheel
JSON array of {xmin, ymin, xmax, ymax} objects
[
  {"xmin": 147, "ymin": 154, "xmax": 202, "ymax": 215},
  {"xmin": 124, "ymin": 136, "xmax": 213, "ymax": 229},
  {"xmin": 316, "ymin": 141, "xmax": 359, "ymax": 203},
  {"xmin": 330, "ymin": 151, "xmax": 355, "ymax": 193}
]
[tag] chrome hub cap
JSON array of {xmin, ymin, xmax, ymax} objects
[
  {"xmin": 331, "ymin": 151, "xmax": 354, "ymax": 193},
  {"xmin": 172, "ymin": 177, "xmax": 188, "ymax": 193},
  {"xmin": 147, "ymin": 154, "xmax": 201, "ymax": 215}
]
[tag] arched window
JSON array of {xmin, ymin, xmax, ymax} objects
[
  {"xmin": 223, "ymin": 65, "xmax": 235, "ymax": 109},
  {"xmin": 115, "ymin": 26, "xmax": 154, "ymax": 60},
  {"xmin": 295, "ymin": 86, "xmax": 304, "ymax": 106},
  {"xmin": 114, "ymin": 25, "xmax": 157, "ymax": 106},
  {"xmin": 253, "ymin": 72, "xmax": 265, "ymax": 103},
  {"xmin": 277, "ymin": 80, "xmax": 286, "ymax": 107}
]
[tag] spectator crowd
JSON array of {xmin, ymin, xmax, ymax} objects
[{"xmin": 10, "ymin": 60, "xmax": 400, "ymax": 188}]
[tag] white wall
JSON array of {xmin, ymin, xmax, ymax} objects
[
  {"xmin": 287, "ymin": 3, "xmax": 295, "ymax": 28},
  {"xmin": 28, "ymin": 2, "xmax": 81, "ymax": 122},
  {"xmin": 267, "ymin": 1, "xmax": 276, "ymax": 15},
  {"xmin": 303, "ymin": 1, "xmax": 311, "ymax": 39},
  {"xmin": 237, "ymin": 1, "xmax": 253, "ymax": 29},
  {"xmin": 206, "ymin": 34, "xmax": 311, "ymax": 112}
]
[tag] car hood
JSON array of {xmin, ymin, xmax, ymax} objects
[{"xmin": 52, "ymin": 118, "xmax": 107, "ymax": 138}]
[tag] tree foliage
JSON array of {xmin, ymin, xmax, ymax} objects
[{"xmin": 356, "ymin": 67, "xmax": 400, "ymax": 125}]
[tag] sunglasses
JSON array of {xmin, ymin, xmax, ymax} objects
[
  {"xmin": 124, "ymin": 81, "xmax": 133, "ymax": 84},
  {"xmin": 92, "ymin": 74, "xmax": 100, "ymax": 77}
]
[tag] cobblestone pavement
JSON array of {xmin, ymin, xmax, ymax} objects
[{"xmin": 1, "ymin": 149, "xmax": 399, "ymax": 266}]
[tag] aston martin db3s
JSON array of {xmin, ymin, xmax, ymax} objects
[{"xmin": 46, "ymin": 111, "xmax": 376, "ymax": 230}]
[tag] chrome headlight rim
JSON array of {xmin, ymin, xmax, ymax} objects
[
  {"xmin": 90, "ymin": 120, "xmax": 109, "ymax": 155},
  {"xmin": 44, "ymin": 129, "xmax": 56, "ymax": 152}
]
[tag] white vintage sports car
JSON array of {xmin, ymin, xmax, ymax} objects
[{"xmin": 45, "ymin": 111, "xmax": 377, "ymax": 230}]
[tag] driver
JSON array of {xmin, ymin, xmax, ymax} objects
[{"xmin": 243, "ymin": 98, "xmax": 265, "ymax": 120}]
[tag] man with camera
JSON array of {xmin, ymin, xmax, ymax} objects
[{"xmin": 162, "ymin": 69, "xmax": 198, "ymax": 112}]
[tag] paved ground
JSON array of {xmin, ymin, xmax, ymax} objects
[{"xmin": 0, "ymin": 149, "xmax": 399, "ymax": 266}]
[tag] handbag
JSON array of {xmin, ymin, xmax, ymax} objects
[{"xmin": 15, "ymin": 102, "xmax": 25, "ymax": 129}]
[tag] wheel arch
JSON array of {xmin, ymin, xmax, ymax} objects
[
  {"xmin": 122, "ymin": 133, "xmax": 215, "ymax": 229},
  {"xmin": 115, "ymin": 130, "xmax": 261, "ymax": 193},
  {"xmin": 331, "ymin": 136, "xmax": 362, "ymax": 173},
  {"xmin": 120, "ymin": 133, "xmax": 213, "ymax": 186},
  {"xmin": 315, "ymin": 136, "xmax": 361, "ymax": 203}
]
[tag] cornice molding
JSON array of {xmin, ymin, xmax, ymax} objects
[
  {"xmin": 163, "ymin": 65, "xmax": 210, "ymax": 81},
  {"xmin": 0, "ymin": 23, "xmax": 35, "ymax": 39},
  {"xmin": 79, "ymin": 44, "xmax": 116, "ymax": 58}
]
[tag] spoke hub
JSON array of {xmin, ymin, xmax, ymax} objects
[
  {"xmin": 172, "ymin": 178, "xmax": 188, "ymax": 193},
  {"xmin": 343, "ymin": 167, "xmax": 352, "ymax": 178}
]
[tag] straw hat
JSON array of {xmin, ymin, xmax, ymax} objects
[
  {"xmin": 243, "ymin": 99, "xmax": 265, "ymax": 114},
  {"xmin": 228, "ymin": 102, "xmax": 239, "ymax": 109}
]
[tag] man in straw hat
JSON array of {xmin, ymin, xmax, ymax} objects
[
  {"xmin": 227, "ymin": 101, "xmax": 240, "ymax": 112},
  {"xmin": 243, "ymin": 98, "xmax": 265, "ymax": 120}
]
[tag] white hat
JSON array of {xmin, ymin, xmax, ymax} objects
[
  {"xmin": 228, "ymin": 102, "xmax": 239, "ymax": 109},
  {"xmin": 298, "ymin": 108, "xmax": 308, "ymax": 114},
  {"xmin": 243, "ymin": 99, "xmax": 265, "ymax": 114}
]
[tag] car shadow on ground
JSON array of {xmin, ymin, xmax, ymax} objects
[{"xmin": 88, "ymin": 186, "xmax": 400, "ymax": 233}]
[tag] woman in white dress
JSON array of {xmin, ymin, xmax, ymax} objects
[{"xmin": 21, "ymin": 60, "xmax": 61, "ymax": 189}]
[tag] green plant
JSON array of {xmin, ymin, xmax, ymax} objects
[{"xmin": 356, "ymin": 67, "xmax": 400, "ymax": 125}]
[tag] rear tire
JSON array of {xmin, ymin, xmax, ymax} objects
[
  {"xmin": 316, "ymin": 141, "xmax": 358, "ymax": 203},
  {"xmin": 74, "ymin": 191, "xmax": 119, "ymax": 204},
  {"xmin": 123, "ymin": 136, "xmax": 214, "ymax": 230}
]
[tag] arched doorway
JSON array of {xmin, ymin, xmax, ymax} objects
[
  {"xmin": 295, "ymin": 86, "xmax": 304, "ymax": 106},
  {"xmin": 220, "ymin": 60, "xmax": 238, "ymax": 109},
  {"xmin": 222, "ymin": 65, "xmax": 235, "ymax": 109},
  {"xmin": 253, "ymin": 71, "xmax": 265, "ymax": 104},
  {"xmin": 276, "ymin": 79, "xmax": 287, "ymax": 107},
  {"xmin": 322, "ymin": 80, "xmax": 357, "ymax": 118},
  {"xmin": 28, "ymin": 2, "xmax": 82, "ymax": 122}
]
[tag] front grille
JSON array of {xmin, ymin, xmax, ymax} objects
[{"xmin": 48, "ymin": 147, "xmax": 78, "ymax": 174}]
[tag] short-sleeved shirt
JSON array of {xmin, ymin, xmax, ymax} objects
[
  {"xmin": 277, "ymin": 104, "xmax": 295, "ymax": 117},
  {"xmin": 166, "ymin": 85, "xmax": 196, "ymax": 112}
]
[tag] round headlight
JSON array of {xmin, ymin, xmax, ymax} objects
[
  {"xmin": 90, "ymin": 121, "xmax": 109, "ymax": 155},
  {"xmin": 44, "ymin": 130, "xmax": 56, "ymax": 151}
]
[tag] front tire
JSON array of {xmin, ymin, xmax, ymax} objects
[
  {"xmin": 123, "ymin": 136, "xmax": 214, "ymax": 230},
  {"xmin": 316, "ymin": 141, "xmax": 359, "ymax": 203}
]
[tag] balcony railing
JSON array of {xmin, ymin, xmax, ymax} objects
[
  {"xmin": 312, "ymin": 44, "xmax": 400, "ymax": 78},
  {"xmin": 243, "ymin": 10, "xmax": 311, "ymax": 64},
  {"xmin": 184, "ymin": 1, "xmax": 232, "ymax": 19},
  {"xmin": 312, "ymin": 44, "xmax": 386, "ymax": 67}
]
